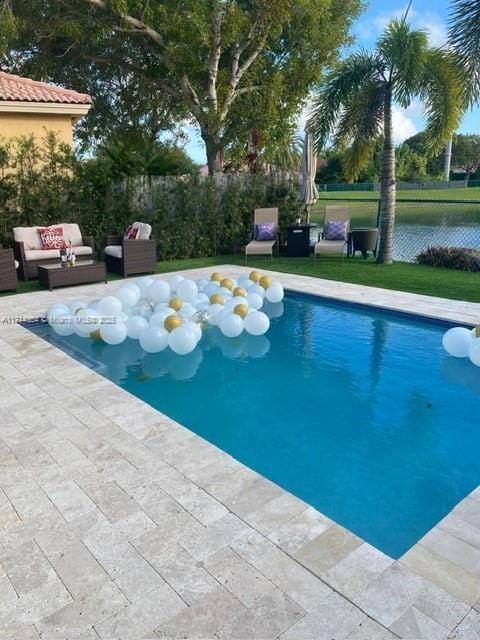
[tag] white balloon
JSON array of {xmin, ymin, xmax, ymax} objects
[
  {"xmin": 69, "ymin": 299, "xmax": 87, "ymax": 315},
  {"xmin": 98, "ymin": 296, "xmax": 122, "ymax": 316},
  {"xmin": 266, "ymin": 282, "xmax": 284, "ymax": 303},
  {"xmin": 442, "ymin": 327, "xmax": 474, "ymax": 358},
  {"xmin": 126, "ymin": 315, "xmax": 148, "ymax": 339},
  {"xmin": 220, "ymin": 313, "xmax": 244, "ymax": 338},
  {"xmin": 51, "ymin": 313, "xmax": 75, "ymax": 336},
  {"xmin": 148, "ymin": 279, "xmax": 171, "ymax": 303},
  {"xmin": 214, "ymin": 307, "xmax": 231, "ymax": 325},
  {"xmin": 238, "ymin": 276, "xmax": 252, "ymax": 289},
  {"xmin": 196, "ymin": 278, "xmax": 210, "ymax": 290},
  {"xmin": 121, "ymin": 282, "xmax": 141, "ymax": 300},
  {"xmin": 179, "ymin": 303, "xmax": 196, "ymax": 318},
  {"xmin": 204, "ymin": 282, "xmax": 220, "ymax": 296},
  {"xmin": 249, "ymin": 284, "xmax": 266, "ymax": 299},
  {"xmin": 100, "ymin": 320, "xmax": 127, "ymax": 345},
  {"xmin": 217, "ymin": 287, "xmax": 233, "ymax": 297},
  {"xmin": 47, "ymin": 303, "xmax": 70, "ymax": 325},
  {"xmin": 182, "ymin": 321, "xmax": 202, "ymax": 342},
  {"xmin": 177, "ymin": 279, "xmax": 198, "ymax": 303},
  {"xmin": 116, "ymin": 311, "xmax": 129, "ymax": 323},
  {"xmin": 207, "ymin": 304, "xmax": 224, "ymax": 323},
  {"xmin": 150, "ymin": 309, "xmax": 175, "ymax": 327},
  {"xmin": 244, "ymin": 311, "xmax": 270, "ymax": 336},
  {"xmin": 74, "ymin": 308, "xmax": 101, "ymax": 336},
  {"xmin": 246, "ymin": 293, "xmax": 263, "ymax": 310},
  {"xmin": 136, "ymin": 276, "xmax": 154, "ymax": 297},
  {"xmin": 169, "ymin": 274, "xmax": 184, "ymax": 291},
  {"xmin": 139, "ymin": 326, "xmax": 169, "ymax": 353},
  {"xmin": 196, "ymin": 292, "xmax": 209, "ymax": 304},
  {"xmin": 195, "ymin": 301, "xmax": 209, "ymax": 312},
  {"xmin": 115, "ymin": 286, "xmax": 138, "ymax": 310},
  {"xmin": 168, "ymin": 326, "xmax": 197, "ymax": 355},
  {"xmin": 468, "ymin": 339, "xmax": 480, "ymax": 367},
  {"xmin": 230, "ymin": 296, "xmax": 249, "ymax": 307}
]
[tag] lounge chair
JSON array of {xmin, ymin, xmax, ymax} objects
[
  {"xmin": 314, "ymin": 205, "xmax": 351, "ymax": 261},
  {"xmin": 0, "ymin": 246, "xmax": 17, "ymax": 292},
  {"xmin": 245, "ymin": 208, "xmax": 279, "ymax": 264}
]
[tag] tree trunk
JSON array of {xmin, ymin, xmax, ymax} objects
[
  {"xmin": 377, "ymin": 88, "xmax": 396, "ymax": 265},
  {"xmin": 202, "ymin": 130, "xmax": 224, "ymax": 175}
]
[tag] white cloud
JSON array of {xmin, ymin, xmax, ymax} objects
[{"xmin": 392, "ymin": 105, "xmax": 417, "ymax": 142}]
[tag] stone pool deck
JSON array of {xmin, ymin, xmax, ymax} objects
[{"xmin": 0, "ymin": 265, "xmax": 479, "ymax": 639}]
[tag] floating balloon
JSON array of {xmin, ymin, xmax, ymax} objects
[
  {"xmin": 51, "ymin": 313, "xmax": 75, "ymax": 336},
  {"xmin": 220, "ymin": 278, "xmax": 233, "ymax": 291},
  {"xmin": 234, "ymin": 304, "xmax": 248, "ymax": 319},
  {"xmin": 244, "ymin": 311, "xmax": 270, "ymax": 336},
  {"xmin": 469, "ymin": 339, "xmax": 480, "ymax": 367},
  {"xmin": 442, "ymin": 327, "xmax": 474, "ymax": 358},
  {"xmin": 169, "ymin": 274, "xmax": 184, "ymax": 291},
  {"xmin": 115, "ymin": 286, "xmax": 139, "ymax": 310},
  {"xmin": 220, "ymin": 313, "xmax": 244, "ymax": 338},
  {"xmin": 211, "ymin": 272, "xmax": 223, "ymax": 282},
  {"xmin": 246, "ymin": 292, "xmax": 263, "ymax": 310},
  {"xmin": 177, "ymin": 279, "xmax": 198, "ymax": 303},
  {"xmin": 259, "ymin": 276, "xmax": 272, "ymax": 290},
  {"xmin": 98, "ymin": 296, "xmax": 122, "ymax": 316},
  {"xmin": 139, "ymin": 326, "xmax": 169, "ymax": 353},
  {"xmin": 210, "ymin": 293, "xmax": 224, "ymax": 305},
  {"xmin": 250, "ymin": 271, "xmax": 261, "ymax": 283},
  {"xmin": 168, "ymin": 326, "xmax": 197, "ymax": 355},
  {"xmin": 126, "ymin": 315, "xmax": 148, "ymax": 340},
  {"xmin": 100, "ymin": 321, "xmax": 127, "ymax": 345},
  {"xmin": 169, "ymin": 297, "xmax": 183, "ymax": 311},
  {"xmin": 266, "ymin": 281, "xmax": 284, "ymax": 303},
  {"xmin": 148, "ymin": 279, "xmax": 171, "ymax": 303},
  {"xmin": 165, "ymin": 315, "xmax": 183, "ymax": 332}
]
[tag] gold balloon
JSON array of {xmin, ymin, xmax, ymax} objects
[
  {"xmin": 475, "ymin": 325, "xmax": 480, "ymax": 338},
  {"xmin": 234, "ymin": 304, "xmax": 248, "ymax": 318},
  {"xmin": 211, "ymin": 272, "xmax": 223, "ymax": 282},
  {"xmin": 250, "ymin": 270, "xmax": 261, "ymax": 283},
  {"xmin": 220, "ymin": 278, "xmax": 233, "ymax": 290},
  {"xmin": 210, "ymin": 293, "xmax": 224, "ymax": 305},
  {"xmin": 164, "ymin": 315, "xmax": 182, "ymax": 332},
  {"xmin": 169, "ymin": 297, "xmax": 183, "ymax": 311},
  {"xmin": 259, "ymin": 275, "xmax": 272, "ymax": 290},
  {"xmin": 90, "ymin": 328, "xmax": 102, "ymax": 341},
  {"xmin": 233, "ymin": 287, "xmax": 247, "ymax": 298}
]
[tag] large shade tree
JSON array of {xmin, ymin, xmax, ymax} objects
[
  {"xmin": 309, "ymin": 16, "xmax": 462, "ymax": 264},
  {"xmin": 0, "ymin": 0, "xmax": 362, "ymax": 173}
]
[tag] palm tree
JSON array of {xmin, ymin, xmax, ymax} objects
[
  {"xmin": 448, "ymin": 0, "xmax": 480, "ymax": 107},
  {"xmin": 309, "ymin": 16, "xmax": 462, "ymax": 264}
]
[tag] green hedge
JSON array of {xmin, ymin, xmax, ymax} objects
[{"xmin": 0, "ymin": 132, "xmax": 302, "ymax": 258}]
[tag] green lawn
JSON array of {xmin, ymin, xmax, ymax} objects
[
  {"xmin": 317, "ymin": 186, "xmax": 480, "ymax": 201},
  {"xmin": 5, "ymin": 255, "xmax": 479, "ymax": 303}
]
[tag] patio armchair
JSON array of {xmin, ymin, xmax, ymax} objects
[
  {"xmin": 12, "ymin": 223, "xmax": 96, "ymax": 280},
  {"xmin": 104, "ymin": 222, "xmax": 156, "ymax": 278},
  {"xmin": 314, "ymin": 205, "xmax": 351, "ymax": 261},
  {"xmin": 245, "ymin": 208, "xmax": 279, "ymax": 264},
  {"xmin": 0, "ymin": 246, "xmax": 18, "ymax": 292}
]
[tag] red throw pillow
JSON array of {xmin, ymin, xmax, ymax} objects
[
  {"xmin": 38, "ymin": 226, "xmax": 67, "ymax": 250},
  {"xmin": 124, "ymin": 224, "xmax": 139, "ymax": 240}
]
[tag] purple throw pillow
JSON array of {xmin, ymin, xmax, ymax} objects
[
  {"xmin": 324, "ymin": 220, "xmax": 348, "ymax": 241},
  {"xmin": 255, "ymin": 222, "xmax": 277, "ymax": 241}
]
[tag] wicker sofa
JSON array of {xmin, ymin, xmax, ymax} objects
[
  {"xmin": 104, "ymin": 222, "xmax": 156, "ymax": 278},
  {"xmin": 13, "ymin": 223, "xmax": 96, "ymax": 280},
  {"xmin": 0, "ymin": 247, "xmax": 18, "ymax": 292}
]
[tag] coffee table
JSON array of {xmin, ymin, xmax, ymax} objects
[{"xmin": 38, "ymin": 261, "xmax": 107, "ymax": 291}]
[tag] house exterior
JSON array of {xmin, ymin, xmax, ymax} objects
[{"xmin": 0, "ymin": 71, "xmax": 92, "ymax": 146}]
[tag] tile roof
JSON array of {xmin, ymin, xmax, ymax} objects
[{"xmin": 0, "ymin": 71, "xmax": 92, "ymax": 105}]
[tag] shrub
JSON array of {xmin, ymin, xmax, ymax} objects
[{"xmin": 416, "ymin": 246, "xmax": 480, "ymax": 272}]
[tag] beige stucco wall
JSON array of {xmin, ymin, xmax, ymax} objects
[{"xmin": 0, "ymin": 112, "xmax": 75, "ymax": 146}]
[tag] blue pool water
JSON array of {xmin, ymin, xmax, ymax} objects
[{"xmin": 29, "ymin": 293, "xmax": 480, "ymax": 559}]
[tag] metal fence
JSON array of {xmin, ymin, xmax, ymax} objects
[
  {"xmin": 312, "ymin": 197, "xmax": 480, "ymax": 263},
  {"xmin": 318, "ymin": 179, "xmax": 480, "ymax": 192}
]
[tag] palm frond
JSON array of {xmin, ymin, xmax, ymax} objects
[
  {"xmin": 342, "ymin": 138, "xmax": 379, "ymax": 182},
  {"xmin": 377, "ymin": 18, "xmax": 428, "ymax": 107},
  {"xmin": 334, "ymin": 80, "xmax": 386, "ymax": 149},
  {"xmin": 448, "ymin": 0, "xmax": 480, "ymax": 106},
  {"xmin": 308, "ymin": 51, "xmax": 382, "ymax": 153},
  {"xmin": 420, "ymin": 48, "xmax": 463, "ymax": 153}
]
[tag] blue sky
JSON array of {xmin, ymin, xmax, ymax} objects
[{"xmin": 183, "ymin": 0, "xmax": 479, "ymax": 164}]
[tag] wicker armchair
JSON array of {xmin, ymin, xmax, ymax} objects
[
  {"xmin": 104, "ymin": 231, "xmax": 156, "ymax": 278},
  {"xmin": 0, "ymin": 247, "xmax": 18, "ymax": 292}
]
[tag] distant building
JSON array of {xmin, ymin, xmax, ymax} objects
[{"xmin": 0, "ymin": 71, "xmax": 92, "ymax": 146}]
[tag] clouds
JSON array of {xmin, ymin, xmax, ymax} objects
[{"xmin": 392, "ymin": 106, "xmax": 418, "ymax": 142}]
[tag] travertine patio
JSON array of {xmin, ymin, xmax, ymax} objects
[{"xmin": 0, "ymin": 266, "xmax": 479, "ymax": 639}]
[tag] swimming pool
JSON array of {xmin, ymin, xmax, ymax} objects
[{"xmin": 29, "ymin": 292, "xmax": 480, "ymax": 559}]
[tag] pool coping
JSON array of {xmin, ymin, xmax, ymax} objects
[{"xmin": 0, "ymin": 265, "xmax": 479, "ymax": 639}]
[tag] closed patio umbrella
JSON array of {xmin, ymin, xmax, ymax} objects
[{"xmin": 300, "ymin": 128, "xmax": 319, "ymax": 223}]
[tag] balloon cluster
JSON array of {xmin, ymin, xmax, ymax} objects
[
  {"xmin": 442, "ymin": 324, "xmax": 480, "ymax": 367},
  {"xmin": 46, "ymin": 270, "xmax": 284, "ymax": 356}
]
